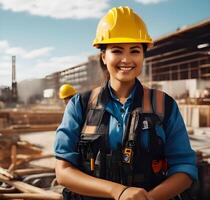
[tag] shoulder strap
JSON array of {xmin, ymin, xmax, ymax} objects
[
  {"xmin": 80, "ymin": 91, "xmax": 91, "ymax": 115},
  {"xmin": 80, "ymin": 87, "xmax": 102, "ymax": 116},
  {"xmin": 142, "ymin": 87, "xmax": 165, "ymax": 122},
  {"xmin": 81, "ymin": 87, "xmax": 103, "ymax": 135},
  {"xmin": 87, "ymin": 87, "xmax": 102, "ymax": 110}
]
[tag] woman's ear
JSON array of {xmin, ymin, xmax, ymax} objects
[{"xmin": 101, "ymin": 52, "xmax": 106, "ymax": 65}]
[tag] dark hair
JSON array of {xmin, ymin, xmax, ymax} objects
[{"xmin": 142, "ymin": 44, "xmax": 147, "ymax": 53}]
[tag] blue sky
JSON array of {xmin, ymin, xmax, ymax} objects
[{"xmin": 0, "ymin": 0, "xmax": 210, "ymax": 86}]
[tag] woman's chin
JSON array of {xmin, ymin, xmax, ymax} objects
[{"xmin": 115, "ymin": 76, "xmax": 136, "ymax": 83}]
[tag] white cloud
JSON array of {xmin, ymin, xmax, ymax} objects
[
  {"xmin": 135, "ymin": 0, "xmax": 168, "ymax": 4},
  {"xmin": 0, "ymin": 55, "xmax": 11, "ymax": 61},
  {"xmin": 0, "ymin": 62, "xmax": 11, "ymax": 74},
  {"xmin": 0, "ymin": 40, "xmax": 9, "ymax": 52},
  {"xmin": 34, "ymin": 55, "xmax": 86, "ymax": 76},
  {"xmin": 0, "ymin": 53, "xmax": 87, "ymax": 86},
  {"xmin": 0, "ymin": 40, "xmax": 55, "ymax": 86},
  {"xmin": 0, "ymin": 40, "xmax": 87, "ymax": 86},
  {"xmin": 6, "ymin": 47, "xmax": 26, "ymax": 56},
  {"xmin": 0, "ymin": 40, "xmax": 54, "ymax": 59},
  {"xmin": 24, "ymin": 47, "xmax": 54, "ymax": 59},
  {"xmin": 0, "ymin": 0, "xmax": 110, "ymax": 19}
]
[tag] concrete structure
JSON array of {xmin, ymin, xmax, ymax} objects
[
  {"xmin": 45, "ymin": 55, "xmax": 104, "ymax": 97},
  {"xmin": 143, "ymin": 18, "xmax": 210, "ymax": 98}
]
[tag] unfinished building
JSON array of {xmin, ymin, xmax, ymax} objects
[
  {"xmin": 143, "ymin": 18, "xmax": 210, "ymax": 128},
  {"xmin": 144, "ymin": 18, "xmax": 210, "ymax": 99},
  {"xmin": 44, "ymin": 55, "xmax": 104, "ymax": 96}
]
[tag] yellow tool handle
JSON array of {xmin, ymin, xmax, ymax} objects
[{"xmin": 90, "ymin": 158, "xmax": 95, "ymax": 171}]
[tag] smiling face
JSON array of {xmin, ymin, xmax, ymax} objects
[{"xmin": 101, "ymin": 43, "xmax": 144, "ymax": 85}]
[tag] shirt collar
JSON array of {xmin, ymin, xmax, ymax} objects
[{"xmin": 107, "ymin": 80, "xmax": 137, "ymax": 105}]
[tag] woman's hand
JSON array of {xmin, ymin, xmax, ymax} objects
[{"xmin": 118, "ymin": 187, "xmax": 154, "ymax": 200}]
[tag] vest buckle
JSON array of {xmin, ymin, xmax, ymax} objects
[{"xmin": 122, "ymin": 147, "xmax": 133, "ymax": 164}]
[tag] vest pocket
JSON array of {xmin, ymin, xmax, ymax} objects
[{"xmin": 78, "ymin": 134, "xmax": 102, "ymax": 173}]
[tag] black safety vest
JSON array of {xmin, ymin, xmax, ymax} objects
[{"xmin": 78, "ymin": 81, "xmax": 167, "ymax": 190}]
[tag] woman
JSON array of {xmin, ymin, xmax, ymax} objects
[{"xmin": 54, "ymin": 7, "xmax": 197, "ymax": 200}]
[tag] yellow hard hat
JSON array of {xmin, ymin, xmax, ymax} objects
[
  {"xmin": 93, "ymin": 6, "xmax": 153, "ymax": 48},
  {"xmin": 59, "ymin": 84, "xmax": 77, "ymax": 99}
]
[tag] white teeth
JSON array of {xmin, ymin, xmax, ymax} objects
[{"xmin": 119, "ymin": 67, "xmax": 133, "ymax": 71}]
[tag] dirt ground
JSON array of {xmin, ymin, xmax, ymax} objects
[{"xmin": 20, "ymin": 131, "xmax": 56, "ymax": 169}]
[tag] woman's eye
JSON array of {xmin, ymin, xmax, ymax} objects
[
  {"xmin": 111, "ymin": 50, "xmax": 122, "ymax": 53},
  {"xmin": 131, "ymin": 50, "xmax": 140, "ymax": 53}
]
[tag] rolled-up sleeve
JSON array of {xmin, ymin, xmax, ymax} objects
[
  {"xmin": 164, "ymin": 100, "xmax": 198, "ymax": 181},
  {"xmin": 54, "ymin": 94, "xmax": 83, "ymax": 167}
]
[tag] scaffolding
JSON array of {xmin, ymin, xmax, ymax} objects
[{"xmin": 145, "ymin": 19, "xmax": 210, "ymax": 81}]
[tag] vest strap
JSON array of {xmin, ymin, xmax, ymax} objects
[
  {"xmin": 81, "ymin": 87, "xmax": 102, "ymax": 135},
  {"xmin": 152, "ymin": 89, "xmax": 165, "ymax": 120},
  {"xmin": 143, "ymin": 87, "xmax": 152, "ymax": 113},
  {"xmin": 143, "ymin": 87, "xmax": 165, "ymax": 120},
  {"xmin": 87, "ymin": 87, "xmax": 102, "ymax": 109}
]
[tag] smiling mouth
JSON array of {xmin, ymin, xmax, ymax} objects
[{"xmin": 117, "ymin": 66, "xmax": 135, "ymax": 72}]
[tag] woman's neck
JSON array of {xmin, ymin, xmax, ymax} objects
[{"xmin": 109, "ymin": 79, "xmax": 135, "ymax": 104}]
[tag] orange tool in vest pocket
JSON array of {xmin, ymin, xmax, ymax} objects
[
  {"xmin": 90, "ymin": 158, "xmax": 95, "ymax": 171},
  {"xmin": 123, "ymin": 148, "xmax": 133, "ymax": 164}
]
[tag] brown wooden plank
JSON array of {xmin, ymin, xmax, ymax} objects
[
  {"xmin": 0, "ymin": 193, "xmax": 62, "ymax": 200},
  {"xmin": 14, "ymin": 168, "xmax": 54, "ymax": 176},
  {"xmin": 0, "ymin": 174, "xmax": 60, "ymax": 197}
]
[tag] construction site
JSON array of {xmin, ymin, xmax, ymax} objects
[{"xmin": 0, "ymin": 18, "xmax": 210, "ymax": 200}]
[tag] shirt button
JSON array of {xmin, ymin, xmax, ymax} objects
[
  {"xmin": 117, "ymin": 122, "xmax": 121, "ymax": 127},
  {"xmin": 120, "ymin": 108, "xmax": 125, "ymax": 113}
]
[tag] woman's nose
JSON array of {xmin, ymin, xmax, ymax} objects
[{"xmin": 121, "ymin": 54, "xmax": 132, "ymax": 63}]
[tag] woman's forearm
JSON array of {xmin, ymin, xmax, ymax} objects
[
  {"xmin": 55, "ymin": 159, "xmax": 125, "ymax": 199},
  {"xmin": 149, "ymin": 173, "xmax": 192, "ymax": 200}
]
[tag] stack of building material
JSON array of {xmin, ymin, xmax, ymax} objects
[
  {"xmin": 0, "ymin": 172, "xmax": 62, "ymax": 200},
  {"xmin": 0, "ymin": 109, "xmax": 63, "ymax": 134},
  {"xmin": 0, "ymin": 134, "xmax": 42, "ymax": 168}
]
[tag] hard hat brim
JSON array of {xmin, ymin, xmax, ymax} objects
[{"xmin": 93, "ymin": 37, "xmax": 153, "ymax": 48}]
